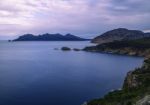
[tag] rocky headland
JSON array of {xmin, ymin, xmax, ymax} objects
[{"xmin": 83, "ymin": 28, "xmax": 150, "ymax": 105}]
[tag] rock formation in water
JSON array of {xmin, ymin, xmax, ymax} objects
[{"xmin": 61, "ymin": 47, "xmax": 71, "ymax": 51}]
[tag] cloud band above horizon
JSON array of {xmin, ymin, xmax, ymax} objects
[{"xmin": 0, "ymin": 0, "xmax": 150, "ymax": 39}]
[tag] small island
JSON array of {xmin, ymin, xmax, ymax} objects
[{"xmin": 61, "ymin": 47, "xmax": 71, "ymax": 51}]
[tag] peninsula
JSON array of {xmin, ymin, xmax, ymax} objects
[{"xmin": 83, "ymin": 28, "xmax": 150, "ymax": 105}]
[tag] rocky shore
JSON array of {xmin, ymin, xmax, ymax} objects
[
  {"xmin": 83, "ymin": 38, "xmax": 150, "ymax": 57},
  {"xmin": 83, "ymin": 38, "xmax": 150, "ymax": 105}
]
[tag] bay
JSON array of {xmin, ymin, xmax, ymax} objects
[{"xmin": 0, "ymin": 41, "xmax": 144, "ymax": 105}]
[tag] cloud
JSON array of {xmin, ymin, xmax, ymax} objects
[{"xmin": 0, "ymin": 0, "xmax": 150, "ymax": 39}]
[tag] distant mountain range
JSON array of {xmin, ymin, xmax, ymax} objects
[
  {"xmin": 13, "ymin": 33, "xmax": 90, "ymax": 41},
  {"xmin": 92, "ymin": 28, "xmax": 150, "ymax": 44}
]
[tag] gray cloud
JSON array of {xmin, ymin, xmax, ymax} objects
[{"xmin": 0, "ymin": 0, "xmax": 150, "ymax": 39}]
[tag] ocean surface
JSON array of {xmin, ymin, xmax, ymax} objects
[{"xmin": 0, "ymin": 41, "xmax": 144, "ymax": 105}]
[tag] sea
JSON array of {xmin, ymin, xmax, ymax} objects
[{"xmin": 0, "ymin": 41, "xmax": 144, "ymax": 105}]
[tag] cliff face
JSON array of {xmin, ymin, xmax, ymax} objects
[
  {"xmin": 92, "ymin": 28, "xmax": 150, "ymax": 44},
  {"xmin": 123, "ymin": 58, "xmax": 150, "ymax": 90},
  {"xmin": 87, "ymin": 58, "xmax": 150, "ymax": 105},
  {"xmin": 123, "ymin": 71, "xmax": 141, "ymax": 89}
]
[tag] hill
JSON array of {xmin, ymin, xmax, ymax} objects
[
  {"xmin": 92, "ymin": 28, "xmax": 150, "ymax": 44},
  {"xmin": 13, "ymin": 33, "xmax": 89, "ymax": 41}
]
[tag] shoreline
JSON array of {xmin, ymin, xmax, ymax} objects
[
  {"xmin": 82, "ymin": 39, "xmax": 150, "ymax": 105},
  {"xmin": 84, "ymin": 50, "xmax": 145, "ymax": 58}
]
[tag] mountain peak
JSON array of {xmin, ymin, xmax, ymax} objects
[
  {"xmin": 113, "ymin": 28, "xmax": 128, "ymax": 31},
  {"xmin": 65, "ymin": 33, "xmax": 73, "ymax": 36}
]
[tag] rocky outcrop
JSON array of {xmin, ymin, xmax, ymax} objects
[
  {"xmin": 73, "ymin": 48, "xmax": 81, "ymax": 51},
  {"xmin": 123, "ymin": 71, "xmax": 141, "ymax": 89},
  {"xmin": 136, "ymin": 95, "xmax": 150, "ymax": 105},
  {"xmin": 61, "ymin": 47, "xmax": 71, "ymax": 51},
  {"xmin": 92, "ymin": 28, "xmax": 150, "ymax": 44}
]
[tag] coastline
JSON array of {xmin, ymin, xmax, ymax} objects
[{"xmin": 83, "ymin": 45, "xmax": 150, "ymax": 105}]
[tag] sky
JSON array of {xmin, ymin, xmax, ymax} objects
[{"xmin": 0, "ymin": 0, "xmax": 150, "ymax": 40}]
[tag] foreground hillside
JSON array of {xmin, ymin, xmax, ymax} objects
[
  {"xmin": 92, "ymin": 28, "xmax": 150, "ymax": 44},
  {"xmin": 83, "ymin": 38, "xmax": 150, "ymax": 105}
]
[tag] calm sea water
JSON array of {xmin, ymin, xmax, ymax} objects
[{"xmin": 0, "ymin": 41, "xmax": 144, "ymax": 105}]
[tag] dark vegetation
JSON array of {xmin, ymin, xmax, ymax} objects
[
  {"xmin": 84, "ymin": 38, "xmax": 150, "ymax": 57},
  {"xmin": 85, "ymin": 37, "xmax": 150, "ymax": 50}
]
